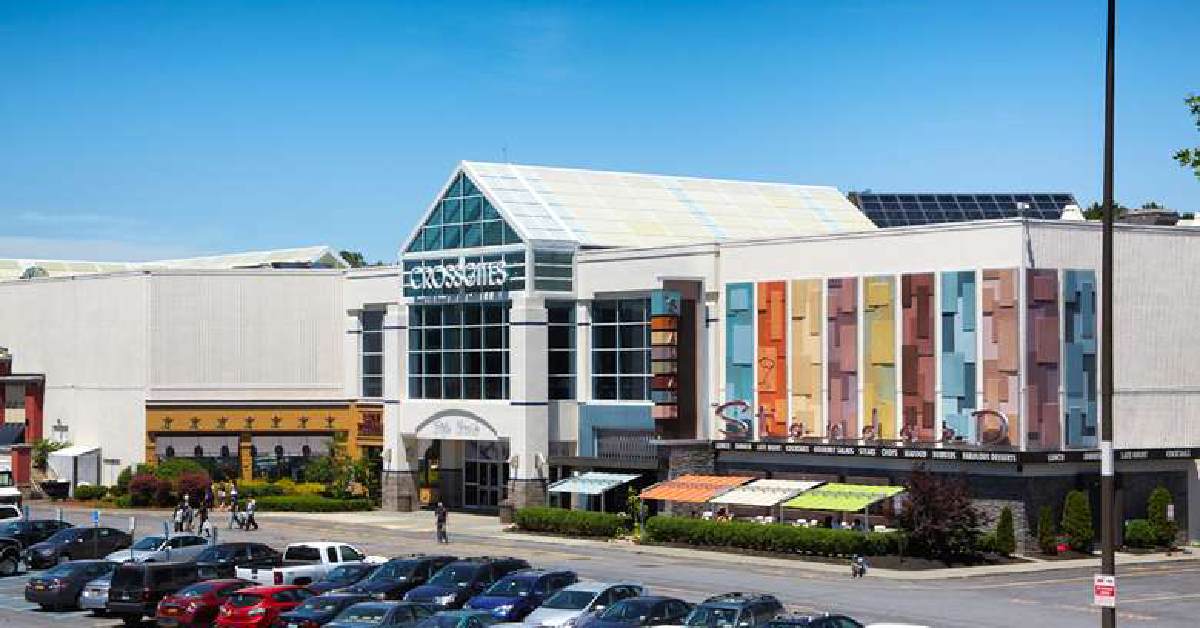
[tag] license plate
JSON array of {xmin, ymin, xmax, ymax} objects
[
  {"xmin": 32, "ymin": 584, "xmax": 44, "ymax": 591},
  {"xmin": 289, "ymin": 624, "xmax": 299, "ymax": 628},
  {"xmin": 165, "ymin": 607, "xmax": 178, "ymax": 615}
]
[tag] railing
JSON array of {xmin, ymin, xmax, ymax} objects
[{"xmin": 595, "ymin": 429, "xmax": 657, "ymax": 463}]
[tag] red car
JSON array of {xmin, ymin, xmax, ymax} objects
[
  {"xmin": 216, "ymin": 584, "xmax": 313, "ymax": 627},
  {"xmin": 156, "ymin": 579, "xmax": 254, "ymax": 627}
]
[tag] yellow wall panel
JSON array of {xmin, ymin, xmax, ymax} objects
[
  {"xmin": 863, "ymin": 276, "xmax": 896, "ymax": 439},
  {"xmin": 789, "ymin": 279, "xmax": 823, "ymax": 437}
]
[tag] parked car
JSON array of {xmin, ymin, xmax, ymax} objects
[
  {"xmin": 339, "ymin": 555, "xmax": 457, "ymax": 600},
  {"xmin": 23, "ymin": 559, "xmax": 116, "ymax": 610},
  {"xmin": 465, "ymin": 569, "xmax": 578, "ymax": 621},
  {"xmin": 23, "ymin": 526, "xmax": 131, "ymax": 568},
  {"xmin": 0, "ymin": 504, "xmax": 20, "ymax": 520},
  {"xmin": 0, "ymin": 518, "xmax": 73, "ymax": 547},
  {"xmin": 237, "ymin": 542, "xmax": 385, "ymax": 586},
  {"xmin": 404, "ymin": 557, "xmax": 531, "ymax": 609},
  {"xmin": 107, "ymin": 533, "xmax": 211, "ymax": 563},
  {"xmin": 768, "ymin": 616, "xmax": 870, "ymax": 628},
  {"xmin": 525, "ymin": 582, "xmax": 645, "ymax": 628},
  {"xmin": 107, "ymin": 561, "xmax": 201, "ymax": 625},
  {"xmin": 416, "ymin": 609, "xmax": 501, "ymax": 628},
  {"xmin": 216, "ymin": 584, "xmax": 313, "ymax": 627},
  {"xmin": 276, "ymin": 592, "xmax": 373, "ymax": 628},
  {"xmin": 156, "ymin": 578, "xmax": 255, "ymax": 627},
  {"xmin": 679, "ymin": 593, "xmax": 784, "ymax": 628},
  {"xmin": 326, "ymin": 601, "xmax": 439, "ymax": 628},
  {"xmin": 196, "ymin": 542, "xmax": 283, "ymax": 579},
  {"xmin": 308, "ymin": 563, "xmax": 380, "ymax": 595},
  {"xmin": 79, "ymin": 572, "xmax": 113, "ymax": 614},
  {"xmin": 576, "ymin": 596, "xmax": 692, "ymax": 628}
]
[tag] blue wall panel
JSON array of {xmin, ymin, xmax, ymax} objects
[
  {"xmin": 1063, "ymin": 270, "xmax": 1098, "ymax": 448},
  {"xmin": 940, "ymin": 271, "xmax": 977, "ymax": 441},
  {"xmin": 723, "ymin": 283, "xmax": 755, "ymax": 438}
]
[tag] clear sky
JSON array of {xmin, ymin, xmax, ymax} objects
[{"xmin": 2, "ymin": 0, "xmax": 1197, "ymax": 262}]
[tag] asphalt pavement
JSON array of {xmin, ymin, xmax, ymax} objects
[{"xmin": 1, "ymin": 505, "xmax": 1197, "ymax": 627}]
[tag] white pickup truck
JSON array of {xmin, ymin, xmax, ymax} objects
[{"xmin": 235, "ymin": 542, "xmax": 386, "ymax": 586}]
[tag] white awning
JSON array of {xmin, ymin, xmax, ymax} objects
[
  {"xmin": 547, "ymin": 472, "xmax": 641, "ymax": 496},
  {"xmin": 707, "ymin": 479, "xmax": 825, "ymax": 507}
]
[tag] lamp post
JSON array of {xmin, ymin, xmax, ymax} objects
[{"xmin": 1100, "ymin": 1, "xmax": 1117, "ymax": 627}]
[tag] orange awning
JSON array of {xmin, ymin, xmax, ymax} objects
[{"xmin": 639, "ymin": 474, "xmax": 753, "ymax": 503}]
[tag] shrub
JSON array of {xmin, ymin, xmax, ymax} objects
[
  {"xmin": 639, "ymin": 515, "xmax": 905, "ymax": 557},
  {"xmin": 995, "ymin": 506, "xmax": 1016, "ymax": 556},
  {"xmin": 1062, "ymin": 490, "xmax": 1095, "ymax": 553},
  {"xmin": 152, "ymin": 458, "xmax": 207, "ymax": 481},
  {"xmin": 1124, "ymin": 519, "xmax": 1157, "ymax": 549},
  {"xmin": 128, "ymin": 474, "xmax": 174, "ymax": 507},
  {"xmin": 253, "ymin": 495, "xmax": 374, "ymax": 512},
  {"xmin": 896, "ymin": 466, "xmax": 984, "ymax": 561},
  {"xmin": 515, "ymin": 507, "xmax": 631, "ymax": 538},
  {"xmin": 114, "ymin": 494, "xmax": 134, "ymax": 509},
  {"xmin": 33, "ymin": 439, "xmax": 71, "ymax": 471},
  {"xmin": 73, "ymin": 484, "xmax": 108, "ymax": 501},
  {"xmin": 237, "ymin": 480, "xmax": 285, "ymax": 498},
  {"xmin": 114, "ymin": 467, "xmax": 134, "ymax": 496},
  {"xmin": 1147, "ymin": 486, "xmax": 1177, "ymax": 546},
  {"xmin": 1037, "ymin": 505, "xmax": 1057, "ymax": 555},
  {"xmin": 176, "ymin": 471, "xmax": 212, "ymax": 504},
  {"xmin": 976, "ymin": 531, "xmax": 998, "ymax": 554}
]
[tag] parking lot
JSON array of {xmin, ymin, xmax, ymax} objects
[{"xmin": 1, "ymin": 506, "xmax": 1198, "ymax": 627}]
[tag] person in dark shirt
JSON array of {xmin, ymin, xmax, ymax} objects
[{"xmin": 435, "ymin": 502, "xmax": 449, "ymax": 544}]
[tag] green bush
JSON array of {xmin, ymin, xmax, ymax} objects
[
  {"xmin": 253, "ymin": 495, "xmax": 373, "ymax": 512},
  {"xmin": 114, "ymin": 494, "xmax": 134, "ymax": 509},
  {"xmin": 152, "ymin": 458, "xmax": 208, "ymax": 481},
  {"xmin": 995, "ymin": 507, "xmax": 1017, "ymax": 556},
  {"xmin": 976, "ymin": 531, "xmax": 998, "ymax": 554},
  {"xmin": 1062, "ymin": 490, "xmax": 1095, "ymax": 553},
  {"xmin": 33, "ymin": 439, "xmax": 71, "ymax": 471},
  {"xmin": 236, "ymin": 480, "xmax": 285, "ymax": 498},
  {"xmin": 114, "ymin": 467, "xmax": 133, "ymax": 496},
  {"xmin": 1124, "ymin": 519, "xmax": 1157, "ymax": 549},
  {"xmin": 1037, "ymin": 505, "xmax": 1057, "ymax": 555},
  {"xmin": 640, "ymin": 515, "xmax": 905, "ymax": 557},
  {"xmin": 514, "ymin": 507, "xmax": 630, "ymax": 538},
  {"xmin": 73, "ymin": 485, "xmax": 108, "ymax": 501},
  {"xmin": 1147, "ymin": 487, "xmax": 1177, "ymax": 546}
]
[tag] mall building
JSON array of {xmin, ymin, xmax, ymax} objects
[{"xmin": 2, "ymin": 161, "xmax": 1199, "ymax": 543}]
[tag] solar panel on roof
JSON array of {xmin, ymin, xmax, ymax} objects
[{"xmin": 852, "ymin": 192, "xmax": 1075, "ymax": 227}]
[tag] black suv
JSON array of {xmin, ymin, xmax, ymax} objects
[
  {"xmin": 107, "ymin": 562, "xmax": 201, "ymax": 625},
  {"xmin": 194, "ymin": 541, "xmax": 282, "ymax": 579},
  {"xmin": 0, "ymin": 519, "xmax": 73, "ymax": 547},
  {"xmin": 24, "ymin": 526, "xmax": 131, "ymax": 568},
  {"xmin": 403, "ymin": 556, "xmax": 531, "ymax": 608},
  {"xmin": 681, "ymin": 593, "xmax": 784, "ymax": 628},
  {"xmin": 342, "ymin": 554, "xmax": 457, "ymax": 600},
  {"xmin": 767, "ymin": 615, "xmax": 863, "ymax": 628}
]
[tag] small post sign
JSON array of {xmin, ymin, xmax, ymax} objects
[{"xmin": 1093, "ymin": 574, "xmax": 1116, "ymax": 608}]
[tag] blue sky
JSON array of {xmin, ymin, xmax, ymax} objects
[{"xmin": 1, "ymin": 0, "xmax": 1197, "ymax": 262}]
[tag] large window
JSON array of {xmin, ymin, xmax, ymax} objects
[
  {"xmin": 408, "ymin": 302, "xmax": 510, "ymax": 400},
  {"xmin": 533, "ymin": 250, "xmax": 574, "ymax": 292},
  {"xmin": 360, "ymin": 310, "xmax": 384, "ymax": 398},
  {"xmin": 547, "ymin": 302, "xmax": 576, "ymax": 400},
  {"xmin": 591, "ymin": 298, "xmax": 651, "ymax": 401},
  {"xmin": 406, "ymin": 173, "xmax": 522, "ymax": 253}
]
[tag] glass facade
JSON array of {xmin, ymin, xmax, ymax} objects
[
  {"xmin": 406, "ymin": 173, "xmax": 522, "ymax": 253},
  {"xmin": 408, "ymin": 302, "xmax": 510, "ymax": 400},
  {"xmin": 547, "ymin": 301, "xmax": 576, "ymax": 400},
  {"xmin": 533, "ymin": 250, "xmax": 574, "ymax": 292},
  {"xmin": 360, "ymin": 310, "xmax": 384, "ymax": 398},
  {"xmin": 591, "ymin": 298, "xmax": 651, "ymax": 401}
]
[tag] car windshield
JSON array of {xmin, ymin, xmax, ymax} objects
[
  {"xmin": 684, "ymin": 607, "xmax": 739, "ymax": 627},
  {"xmin": 368, "ymin": 561, "xmax": 418, "ymax": 581},
  {"xmin": 45, "ymin": 529, "xmax": 79, "ymax": 544},
  {"xmin": 483, "ymin": 577, "xmax": 532, "ymax": 596},
  {"xmin": 428, "ymin": 565, "xmax": 478, "ymax": 586},
  {"xmin": 131, "ymin": 536, "xmax": 165, "ymax": 551},
  {"xmin": 0, "ymin": 522, "xmax": 22, "ymax": 536},
  {"xmin": 326, "ymin": 565, "xmax": 368, "ymax": 582},
  {"xmin": 542, "ymin": 589, "xmax": 596, "ymax": 610},
  {"xmin": 337, "ymin": 606, "xmax": 389, "ymax": 624},
  {"xmin": 227, "ymin": 593, "xmax": 264, "ymax": 608},
  {"xmin": 600, "ymin": 600, "xmax": 656, "ymax": 621},
  {"xmin": 417, "ymin": 615, "xmax": 470, "ymax": 628},
  {"xmin": 43, "ymin": 563, "xmax": 82, "ymax": 578},
  {"xmin": 196, "ymin": 545, "xmax": 240, "ymax": 561},
  {"xmin": 299, "ymin": 596, "xmax": 353, "ymax": 612},
  {"xmin": 175, "ymin": 582, "xmax": 219, "ymax": 598}
]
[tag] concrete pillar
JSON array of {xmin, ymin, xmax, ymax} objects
[
  {"xmin": 238, "ymin": 433, "xmax": 253, "ymax": 480},
  {"xmin": 502, "ymin": 294, "xmax": 549, "ymax": 521},
  {"xmin": 381, "ymin": 303, "xmax": 417, "ymax": 511},
  {"xmin": 382, "ymin": 435, "xmax": 419, "ymax": 512},
  {"xmin": 575, "ymin": 300, "xmax": 592, "ymax": 403}
]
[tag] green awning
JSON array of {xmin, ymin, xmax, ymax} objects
[{"xmin": 781, "ymin": 483, "xmax": 904, "ymax": 511}]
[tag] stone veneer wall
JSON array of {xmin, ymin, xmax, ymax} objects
[{"xmin": 663, "ymin": 443, "xmax": 716, "ymax": 516}]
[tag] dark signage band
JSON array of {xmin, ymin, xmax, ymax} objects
[{"xmin": 712, "ymin": 441, "xmax": 1200, "ymax": 464}]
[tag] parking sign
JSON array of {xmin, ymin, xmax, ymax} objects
[
  {"xmin": 91, "ymin": 509, "xmax": 99, "ymax": 526},
  {"xmin": 1093, "ymin": 574, "xmax": 1116, "ymax": 608}
]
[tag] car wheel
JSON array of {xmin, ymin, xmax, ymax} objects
[
  {"xmin": 56, "ymin": 554, "xmax": 70, "ymax": 565},
  {"xmin": 121, "ymin": 615, "xmax": 141, "ymax": 626},
  {"xmin": 0, "ymin": 555, "xmax": 17, "ymax": 576}
]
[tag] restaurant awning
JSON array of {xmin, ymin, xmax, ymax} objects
[
  {"xmin": 707, "ymin": 479, "xmax": 825, "ymax": 507},
  {"xmin": 547, "ymin": 472, "xmax": 641, "ymax": 496},
  {"xmin": 639, "ymin": 474, "xmax": 753, "ymax": 503},
  {"xmin": 781, "ymin": 483, "xmax": 905, "ymax": 511}
]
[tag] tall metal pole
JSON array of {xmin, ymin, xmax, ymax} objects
[{"xmin": 1100, "ymin": 0, "xmax": 1117, "ymax": 627}]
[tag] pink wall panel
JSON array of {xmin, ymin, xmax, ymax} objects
[
  {"xmin": 827, "ymin": 278, "xmax": 858, "ymax": 440},
  {"xmin": 901, "ymin": 273, "xmax": 936, "ymax": 441},
  {"xmin": 1026, "ymin": 269, "xmax": 1061, "ymax": 449}
]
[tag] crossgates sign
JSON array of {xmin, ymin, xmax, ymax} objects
[{"xmin": 406, "ymin": 259, "xmax": 509, "ymax": 291}]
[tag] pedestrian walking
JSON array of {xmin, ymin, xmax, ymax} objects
[
  {"xmin": 850, "ymin": 554, "xmax": 868, "ymax": 579},
  {"xmin": 216, "ymin": 485, "xmax": 226, "ymax": 511},
  {"xmin": 182, "ymin": 496, "xmax": 194, "ymax": 532},
  {"xmin": 435, "ymin": 502, "xmax": 449, "ymax": 544},
  {"xmin": 197, "ymin": 505, "xmax": 210, "ymax": 538},
  {"xmin": 229, "ymin": 481, "xmax": 239, "ymax": 510},
  {"xmin": 244, "ymin": 498, "xmax": 258, "ymax": 531},
  {"xmin": 228, "ymin": 501, "xmax": 241, "ymax": 529},
  {"xmin": 172, "ymin": 504, "xmax": 185, "ymax": 533}
]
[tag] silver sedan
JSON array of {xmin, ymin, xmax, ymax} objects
[
  {"xmin": 105, "ymin": 533, "xmax": 211, "ymax": 563},
  {"xmin": 79, "ymin": 573, "xmax": 111, "ymax": 613}
]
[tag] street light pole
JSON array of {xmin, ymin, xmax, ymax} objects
[{"xmin": 1100, "ymin": 1, "xmax": 1117, "ymax": 627}]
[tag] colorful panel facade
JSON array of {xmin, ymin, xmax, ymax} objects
[
  {"xmin": 1063, "ymin": 270, "xmax": 1098, "ymax": 448},
  {"xmin": 901, "ymin": 274, "xmax": 937, "ymax": 442},
  {"xmin": 940, "ymin": 271, "xmax": 978, "ymax": 442},
  {"xmin": 756, "ymin": 282, "xmax": 788, "ymax": 438},
  {"xmin": 650, "ymin": 290, "xmax": 681, "ymax": 422},
  {"xmin": 722, "ymin": 283, "xmax": 755, "ymax": 440},
  {"xmin": 789, "ymin": 279, "xmax": 823, "ymax": 438},
  {"xmin": 1026, "ymin": 270, "xmax": 1061, "ymax": 449},
  {"xmin": 826, "ymin": 278, "xmax": 858, "ymax": 440},
  {"xmin": 981, "ymin": 269, "xmax": 1020, "ymax": 446},
  {"xmin": 862, "ymin": 277, "xmax": 896, "ymax": 440}
]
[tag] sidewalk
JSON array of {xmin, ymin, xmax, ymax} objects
[{"xmin": 256, "ymin": 508, "xmax": 1200, "ymax": 581}]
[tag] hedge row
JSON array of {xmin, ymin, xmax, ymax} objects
[
  {"xmin": 73, "ymin": 485, "xmax": 109, "ymax": 501},
  {"xmin": 1124, "ymin": 519, "xmax": 1157, "ymax": 549},
  {"xmin": 514, "ymin": 507, "xmax": 630, "ymax": 538},
  {"xmin": 253, "ymin": 495, "xmax": 374, "ymax": 512},
  {"xmin": 643, "ymin": 515, "xmax": 904, "ymax": 557}
]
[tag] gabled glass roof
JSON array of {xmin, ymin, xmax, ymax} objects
[{"xmin": 405, "ymin": 172, "xmax": 523, "ymax": 253}]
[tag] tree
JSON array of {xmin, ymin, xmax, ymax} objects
[
  {"xmin": 1147, "ymin": 486, "xmax": 1177, "ymax": 546},
  {"xmin": 1173, "ymin": 94, "xmax": 1200, "ymax": 180},
  {"xmin": 1037, "ymin": 505, "xmax": 1058, "ymax": 555},
  {"xmin": 32, "ymin": 439, "xmax": 70, "ymax": 471},
  {"xmin": 895, "ymin": 465, "xmax": 985, "ymax": 562},
  {"xmin": 1141, "ymin": 201, "xmax": 1164, "ymax": 210},
  {"xmin": 1061, "ymin": 490, "xmax": 1095, "ymax": 553},
  {"xmin": 340, "ymin": 250, "xmax": 368, "ymax": 268},
  {"xmin": 1083, "ymin": 201, "xmax": 1127, "ymax": 221},
  {"xmin": 995, "ymin": 506, "xmax": 1016, "ymax": 556}
]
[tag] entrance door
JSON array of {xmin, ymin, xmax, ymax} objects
[{"xmin": 463, "ymin": 440, "xmax": 509, "ymax": 509}]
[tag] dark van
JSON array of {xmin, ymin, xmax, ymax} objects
[{"xmin": 107, "ymin": 562, "xmax": 200, "ymax": 625}]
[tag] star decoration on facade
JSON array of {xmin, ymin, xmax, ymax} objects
[
  {"xmin": 189, "ymin": 417, "xmax": 200, "ymax": 430},
  {"xmin": 162, "ymin": 416, "xmax": 173, "ymax": 430},
  {"xmin": 271, "ymin": 415, "xmax": 282, "ymax": 428},
  {"xmin": 244, "ymin": 416, "xmax": 255, "ymax": 429},
  {"xmin": 217, "ymin": 416, "xmax": 228, "ymax": 429}
]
